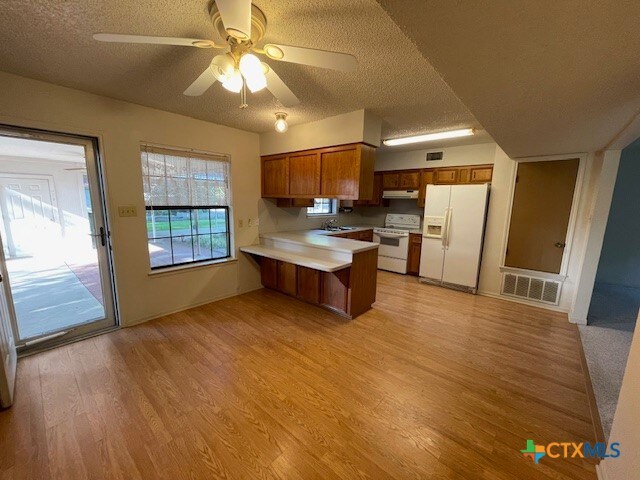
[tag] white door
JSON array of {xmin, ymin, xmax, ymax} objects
[
  {"xmin": 0, "ymin": 176, "xmax": 60, "ymax": 258},
  {"xmin": 0, "ymin": 233, "xmax": 17, "ymax": 408},
  {"xmin": 419, "ymin": 184, "xmax": 451, "ymax": 280},
  {"xmin": 441, "ymin": 184, "xmax": 489, "ymax": 288}
]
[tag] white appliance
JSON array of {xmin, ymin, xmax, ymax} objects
[
  {"xmin": 382, "ymin": 190, "xmax": 419, "ymax": 199},
  {"xmin": 419, "ymin": 184, "xmax": 490, "ymax": 293},
  {"xmin": 373, "ymin": 214, "xmax": 421, "ymax": 274}
]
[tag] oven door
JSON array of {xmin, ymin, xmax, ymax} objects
[{"xmin": 373, "ymin": 232, "xmax": 409, "ymax": 259}]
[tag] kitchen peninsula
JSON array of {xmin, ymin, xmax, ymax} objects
[{"xmin": 241, "ymin": 229, "xmax": 378, "ymax": 318}]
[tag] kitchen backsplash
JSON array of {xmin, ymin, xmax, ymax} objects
[{"xmin": 259, "ymin": 198, "xmax": 423, "ymax": 233}]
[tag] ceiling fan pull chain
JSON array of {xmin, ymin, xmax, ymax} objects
[{"xmin": 239, "ymin": 80, "xmax": 248, "ymax": 109}]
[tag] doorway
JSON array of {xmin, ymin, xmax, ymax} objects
[
  {"xmin": 0, "ymin": 125, "xmax": 116, "ymax": 351},
  {"xmin": 580, "ymin": 139, "xmax": 640, "ymax": 440},
  {"xmin": 505, "ymin": 158, "xmax": 580, "ymax": 274}
]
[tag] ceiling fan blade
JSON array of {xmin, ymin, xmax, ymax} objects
[
  {"xmin": 93, "ymin": 33, "xmax": 218, "ymax": 49},
  {"xmin": 264, "ymin": 65, "xmax": 300, "ymax": 107},
  {"xmin": 215, "ymin": 0, "xmax": 252, "ymax": 41},
  {"xmin": 183, "ymin": 67, "xmax": 217, "ymax": 96},
  {"xmin": 262, "ymin": 44, "xmax": 357, "ymax": 72}
]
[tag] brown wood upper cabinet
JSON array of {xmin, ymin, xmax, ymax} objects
[
  {"xmin": 382, "ymin": 172, "xmax": 399, "ymax": 190},
  {"xmin": 261, "ymin": 143, "xmax": 375, "ymax": 201},
  {"xmin": 435, "ymin": 168, "xmax": 459, "ymax": 184},
  {"xmin": 289, "ymin": 153, "xmax": 321, "ymax": 196},
  {"xmin": 399, "ymin": 171, "xmax": 420, "ymax": 189},
  {"xmin": 262, "ymin": 156, "xmax": 289, "ymax": 197},
  {"xmin": 417, "ymin": 169, "xmax": 436, "ymax": 208},
  {"xmin": 354, "ymin": 172, "xmax": 387, "ymax": 207}
]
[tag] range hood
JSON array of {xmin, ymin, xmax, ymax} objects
[{"xmin": 382, "ymin": 190, "xmax": 419, "ymax": 199}]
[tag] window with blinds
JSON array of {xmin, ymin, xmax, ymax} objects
[{"xmin": 140, "ymin": 144, "xmax": 232, "ymax": 269}]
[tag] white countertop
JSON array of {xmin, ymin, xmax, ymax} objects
[
  {"xmin": 239, "ymin": 244, "xmax": 350, "ymax": 272},
  {"xmin": 240, "ymin": 226, "xmax": 379, "ymax": 272},
  {"xmin": 260, "ymin": 230, "xmax": 378, "ymax": 254}
]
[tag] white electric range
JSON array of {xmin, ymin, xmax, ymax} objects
[{"xmin": 373, "ymin": 214, "xmax": 422, "ymax": 274}]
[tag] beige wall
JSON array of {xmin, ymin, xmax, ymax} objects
[
  {"xmin": 598, "ymin": 310, "xmax": 640, "ymax": 479},
  {"xmin": 0, "ymin": 71, "xmax": 262, "ymax": 327},
  {"xmin": 375, "ymin": 142, "xmax": 498, "ymax": 171},
  {"xmin": 259, "ymin": 109, "xmax": 381, "ymax": 156}
]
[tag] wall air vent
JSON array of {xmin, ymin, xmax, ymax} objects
[
  {"xmin": 426, "ymin": 151, "xmax": 444, "ymax": 161},
  {"xmin": 501, "ymin": 272, "xmax": 562, "ymax": 305}
]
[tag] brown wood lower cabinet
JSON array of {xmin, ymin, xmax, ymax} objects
[
  {"xmin": 320, "ymin": 268, "xmax": 350, "ymax": 313},
  {"xmin": 277, "ymin": 261, "xmax": 297, "ymax": 296},
  {"xmin": 257, "ymin": 248, "xmax": 378, "ymax": 318},
  {"xmin": 260, "ymin": 257, "xmax": 278, "ymax": 289},
  {"xmin": 297, "ymin": 266, "xmax": 320, "ymax": 304},
  {"xmin": 407, "ymin": 233, "xmax": 422, "ymax": 276}
]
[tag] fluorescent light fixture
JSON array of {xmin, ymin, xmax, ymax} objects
[{"xmin": 383, "ymin": 128, "xmax": 475, "ymax": 147}]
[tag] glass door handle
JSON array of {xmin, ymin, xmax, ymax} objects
[{"xmin": 88, "ymin": 227, "xmax": 107, "ymax": 246}]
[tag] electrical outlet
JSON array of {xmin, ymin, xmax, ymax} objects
[
  {"xmin": 248, "ymin": 218, "xmax": 259, "ymax": 227},
  {"xmin": 248, "ymin": 218, "xmax": 253, "ymax": 227},
  {"xmin": 118, "ymin": 205, "xmax": 137, "ymax": 217}
]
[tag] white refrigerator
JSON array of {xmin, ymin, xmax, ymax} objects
[{"xmin": 419, "ymin": 183, "xmax": 490, "ymax": 293}]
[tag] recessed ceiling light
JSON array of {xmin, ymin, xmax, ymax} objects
[{"xmin": 383, "ymin": 128, "xmax": 475, "ymax": 147}]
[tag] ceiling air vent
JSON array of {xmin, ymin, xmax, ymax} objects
[
  {"xmin": 501, "ymin": 273, "xmax": 562, "ymax": 305},
  {"xmin": 426, "ymin": 151, "xmax": 444, "ymax": 161}
]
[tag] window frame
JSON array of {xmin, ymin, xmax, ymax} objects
[
  {"xmin": 140, "ymin": 143, "xmax": 234, "ymax": 272},
  {"xmin": 306, "ymin": 198, "xmax": 338, "ymax": 217},
  {"xmin": 145, "ymin": 205, "xmax": 231, "ymax": 270}
]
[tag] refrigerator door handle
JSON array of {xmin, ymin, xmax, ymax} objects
[{"xmin": 443, "ymin": 208, "xmax": 453, "ymax": 249}]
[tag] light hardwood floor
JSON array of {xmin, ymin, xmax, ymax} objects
[{"xmin": 0, "ymin": 271, "xmax": 597, "ymax": 479}]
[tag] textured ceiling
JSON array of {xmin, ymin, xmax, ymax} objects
[
  {"xmin": 0, "ymin": 0, "xmax": 490, "ymax": 145},
  {"xmin": 376, "ymin": 0, "xmax": 640, "ymax": 158}
]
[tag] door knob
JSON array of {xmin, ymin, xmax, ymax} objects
[{"xmin": 554, "ymin": 242, "xmax": 566, "ymax": 248}]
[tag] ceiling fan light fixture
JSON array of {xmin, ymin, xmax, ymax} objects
[
  {"xmin": 383, "ymin": 128, "xmax": 475, "ymax": 146},
  {"xmin": 239, "ymin": 53, "xmax": 263, "ymax": 79},
  {"xmin": 246, "ymin": 74, "xmax": 267, "ymax": 93},
  {"xmin": 222, "ymin": 70, "xmax": 243, "ymax": 93},
  {"xmin": 211, "ymin": 54, "xmax": 236, "ymax": 82},
  {"xmin": 274, "ymin": 112, "xmax": 288, "ymax": 133},
  {"xmin": 264, "ymin": 44, "xmax": 284, "ymax": 60}
]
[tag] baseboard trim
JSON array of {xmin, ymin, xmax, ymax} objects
[
  {"xmin": 575, "ymin": 326, "xmax": 606, "ymax": 447},
  {"xmin": 124, "ymin": 285, "xmax": 263, "ymax": 328}
]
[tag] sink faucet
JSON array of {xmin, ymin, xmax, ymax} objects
[{"xmin": 321, "ymin": 219, "xmax": 337, "ymax": 230}]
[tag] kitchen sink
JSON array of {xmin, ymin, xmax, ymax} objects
[{"xmin": 323, "ymin": 226, "xmax": 357, "ymax": 232}]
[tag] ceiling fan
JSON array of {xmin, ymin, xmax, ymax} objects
[{"xmin": 93, "ymin": 0, "xmax": 358, "ymax": 109}]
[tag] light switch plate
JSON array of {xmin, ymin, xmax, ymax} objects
[{"xmin": 118, "ymin": 205, "xmax": 137, "ymax": 217}]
